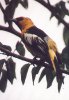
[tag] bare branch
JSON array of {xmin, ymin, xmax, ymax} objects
[
  {"xmin": 0, "ymin": 25, "xmax": 21, "ymax": 38},
  {"xmin": 35, "ymin": 0, "xmax": 69, "ymax": 29}
]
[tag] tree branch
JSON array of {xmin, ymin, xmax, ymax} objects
[
  {"xmin": 0, "ymin": 46, "xmax": 34, "ymax": 63},
  {"xmin": 35, "ymin": 0, "xmax": 69, "ymax": 29},
  {"xmin": 0, "ymin": 46, "xmax": 69, "ymax": 75},
  {"xmin": 0, "ymin": 25, "xmax": 21, "ymax": 38}
]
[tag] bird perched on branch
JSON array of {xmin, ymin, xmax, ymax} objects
[{"xmin": 11, "ymin": 16, "xmax": 64, "ymax": 83}]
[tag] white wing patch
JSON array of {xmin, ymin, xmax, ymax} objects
[
  {"xmin": 22, "ymin": 33, "xmax": 48, "ymax": 59},
  {"xmin": 24, "ymin": 33, "xmax": 33, "ymax": 45},
  {"xmin": 24, "ymin": 33, "xmax": 44, "ymax": 45}
]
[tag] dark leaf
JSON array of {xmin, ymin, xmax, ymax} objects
[
  {"xmin": 36, "ymin": 65, "xmax": 41, "ymax": 74},
  {"xmin": 55, "ymin": 1, "xmax": 69, "ymax": 17},
  {"xmin": 58, "ymin": 20, "xmax": 61, "ymax": 25},
  {"xmin": 0, "ymin": 42, "xmax": 12, "ymax": 51},
  {"xmin": 59, "ymin": 63, "xmax": 65, "ymax": 70},
  {"xmin": 16, "ymin": 41, "xmax": 25, "ymax": 56},
  {"xmin": 58, "ymin": 76, "xmax": 64, "ymax": 92},
  {"xmin": 45, "ymin": 68, "xmax": 55, "ymax": 88},
  {"xmin": 32, "ymin": 67, "xmax": 36, "ymax": 85},
  {"xmin": 0, "ymin": 0, "xmax": 19, "ymax": 24},
  {"xmin": 31, "ymin": 67, "xmax": 35, "ymax": 85},
  {"xmin": 50, "ymin": 3, "xmax": 65, "ymax": 22},
  {"xmin": 21, "ymin": 63, "xmax": 30, "ymax": 84},
  {"xmin": 38, "ymin": 68, "xmax": 46, "ymax": 83},
  {"xmin": 0, "ymin": 59, "xmax": 5, "ymax": 73},
  {"xmin": 6, "ymin": 58, "xmax": 16, "ymax": 84},
  {"xmin": 0, "ymin": 42, "xmax": 2, "ymax": 46},
  {"xmin": 5, "ymin": 0, "xmax": 19, "ymax": 22},
  {"xmin": 65, "ymin": 64, "xmax": 69, "ymax": 70},
  {"xmin": 2, "ymin": 45, "xmax": 12, "ymax": 51},
  {"xmin": 0, "ymin": 70, "xmax": 7, "ymax": 92},
  {"xmin": 59, "ymin": 1, "xmax": 69, "ymax": 15},
  {"xmin": 0, "ymin": 0, "xmax": 28, "ymax": 24},
  {"xmin": 50, "ymin": 13, "xmax": 53, "ymax": 20},
  {"xmin": 39, "ymin": 67, "xmax": 55, "ymax": 88},
  {"xmin": 50, "ymin": 1, "xmax": 69, "ymax": 24},
  {"xmin": 61, "ymin": 46, "xmax": 69, "ymax": 66},
  {"xmin": 20, "ymin": 0, "xmax": 28, "ymax": 8},
  {"xmin": 63, "ymin": 26, "xmax": 69, "ymax": 45},
  {"xmin": 31, "ymin": 66, "xmax": 41, "ymax": 85},
  {"xmin": 0, "ymin": 0, "xmax": 28, "ymax": 25},
  {"xmin": 5, "ymin": 0, "xmax": 10, "ymax": 5}
]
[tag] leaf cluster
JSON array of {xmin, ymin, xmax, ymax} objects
[
  {"xmin": 50, "ymin": 1, "xmax": 69, "ymax": 24},
  {"xmin": 0, "ymin": 58, "xmax": 16, "ymax": 92},
  {"xmin": 20, "ymin": 62, "xmax": 64, "ymax": 92},
  {"xmin": 0, "ymin": 0, "xmax": 28, "ymax": 25}
]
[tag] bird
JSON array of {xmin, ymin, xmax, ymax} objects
[{"xmin": 11, "ymin": 16, "xmax": 64, "ymax": 83}]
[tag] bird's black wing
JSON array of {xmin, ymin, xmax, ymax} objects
[
  {"xmin": 22, "ymin": 33, "xmax": 50, "ymax": 60},
  {"xmin": 27, "ymin": 26, "xmax": 47, "ymax": 38}
]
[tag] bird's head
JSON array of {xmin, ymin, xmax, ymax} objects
[{"xmin": 11, "ymin": 17, "xmax": 34, "ymax": 33}]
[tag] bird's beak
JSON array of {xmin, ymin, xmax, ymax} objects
[
  {"xmin": 10, "ymin": 19, "xmax": 17, "ymax": 24},
  {"xmin": 10, "ymin": 19, "xmax": 22, "ymax": 30}
]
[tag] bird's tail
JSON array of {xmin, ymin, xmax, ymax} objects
[{"xmin": 49, "ymin": 49, "xmax": 64, "ymax": 87}]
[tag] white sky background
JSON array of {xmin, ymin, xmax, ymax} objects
[{"xmin": 0, "ymin": 0, "xmax": 69, "ymax": 100}]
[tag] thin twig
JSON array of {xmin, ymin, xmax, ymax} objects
[
  {"xmin": 0, "ymin": 25, "xmax": 21, "ymax": 38},
  {"xmin": 0, "ymin": 46, "xmax": 34, "ymax": 63}
]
